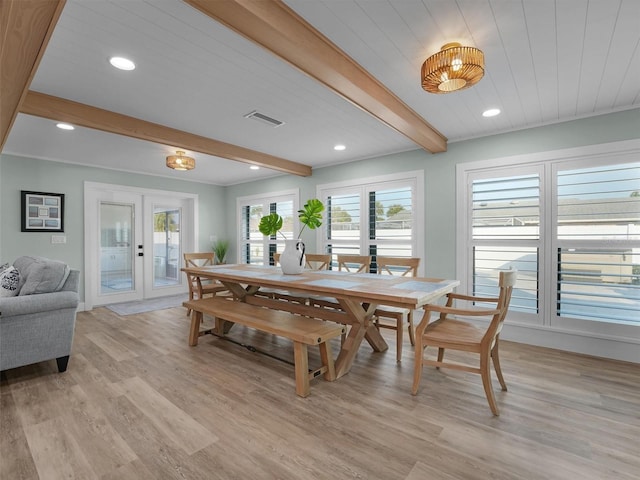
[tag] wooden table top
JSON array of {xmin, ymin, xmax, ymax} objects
[{"xmin": 182, "ymin": 263, "xmax": 459, "ymax": 309}]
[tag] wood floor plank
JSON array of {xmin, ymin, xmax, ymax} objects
[
  {"xmin": 100, "ymin": 395, "xmax": 218, "ymax": 480},
  {"xmin": 0, "ymin": 389, "xmax": 39, "ymax": 479},
  {"xmin": 58, "ymin": 385, "xmax": 138, "ymax": 477},
  {"xmin": 84, "ymin": 331, "xmax": 139, "ymax": 362},
  {"xmin": 1, "ymin": 305, "xmax": 638, "ymax": 480},
  {"xmin": 98, "ymin": 459, "xmax": 158, "ymax": 480},
  {"xmin": 119, "ymin": 376, "xmax": 218, "ymax": 455},
  {"xmin": 405, "ymin": 461, "xmax": 473, "ymax": 480},
  {"xmin": 24, "ymin": 417, "xmax": 99, "ymax": 480}
]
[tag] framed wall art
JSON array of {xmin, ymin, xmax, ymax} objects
[{"xmin": 21, "ymin": 191, "xmax": 65, "ymax": 232}]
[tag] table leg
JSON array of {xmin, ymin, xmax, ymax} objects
[
  {"xmin": 221, "ymin": 280, "xmax": 248, "ymax": 299},
  {"xmin": 334, "ymin": 298, "xmax": 388, "ymax": 378}
]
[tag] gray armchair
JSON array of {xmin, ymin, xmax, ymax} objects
[{"xmin": 0, "ymin": 256, "xmax": 79, "ymax": 373}]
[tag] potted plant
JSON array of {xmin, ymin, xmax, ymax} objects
[
  {"xmin": 211, "ymin": 239, "xmax": 229, "ymax": 264},
  {"xmin": 259, "ymin": 198, "xmax": 324, "ymax": 274}
]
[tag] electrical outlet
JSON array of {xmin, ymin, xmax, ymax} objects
[{"xmin": 51, "ymin": 235, "xmax": 66, "ymax": 244}]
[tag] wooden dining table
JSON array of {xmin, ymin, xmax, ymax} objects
[{"xmin": 181, "ymin": 263, "xmax": 459, "ymax": 378}]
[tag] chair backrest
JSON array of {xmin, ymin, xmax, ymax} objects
[
  {"xmin": 305, "ymin": 254, "xmax": 331, "ymax": 270},
  {"xmin": 184, "ymin": 252, "xmax": 215, "ymax": 268},
  {"xmin": 184, "ymin": 253, "xmax": 215, "ymax": 290},
  {"xmin": 336, "ymin": 254, "xmax": 371, "ymax": 273},
  {"xmin": 375, "ymin": 256, "xmax": 420, "ymax": 277},
  {"xmin": 484, "ymin": 269, "xmax": 517, "ymax": 344}
]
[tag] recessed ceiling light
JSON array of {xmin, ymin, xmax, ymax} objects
[
  {"xmin": 56, "ymin": 123, "xmax": 74, "ymax": 130},
  {"xmin": 482, "ymin": 108, "xmax": 501, "ymax": 117},
  {"xmin": 250, "ymin": 165, "xmax": 260, "ymax": 170},
  {"xmin": 334, "ymin": 144, "xmax": 346, "ymax": 151},
  {"xmin": 109, "ymin": 56, "xmax": 135, "ymax": 71}
]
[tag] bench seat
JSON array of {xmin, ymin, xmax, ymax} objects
[{"xmin": 183, "ymin": 297, "xmax": 345, "ymax": 397}]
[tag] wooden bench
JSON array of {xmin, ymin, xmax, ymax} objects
[{"xmin": 183, "ymin": 297, "xmax": 345, "ymax": 397}]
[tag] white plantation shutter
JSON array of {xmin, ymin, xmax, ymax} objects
[
  {"xmin": 555, "ymin": 162, "xmax": 640, "ymax": 325},
  {"xmin": 462, "ymin": 154, "xmax": 639, "ymax": 331},
  {"xmin": 471, "ymin": 173, "xmax": 540, "ymax": 314},
  {"xmin": 319, "ymin": 172, "xmax": 422, "ymax": 271},
  {"xmin": 238, "ymin": 192, "xmax": 297, "ymax": 265}
]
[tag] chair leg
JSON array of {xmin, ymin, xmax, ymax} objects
[
  {"xmin": 480, "ymin": 352, "xmax": 500, "ymax": 416},
  {"xmin": 491, "ymin": 338, "xmax": 507, "ymax": 391},
  {"xmin": 186, "ymin": 289, "xmax": 194, "ymax": 316},
  {"xmin": 407, "ymin": 310, "xmax": 415, "ymax": 346},
  {"xmin": 436, "ymin": 347, "xmax": 445, "ymax": 369},
  {"xmin": 396, "ymin": 316, "xmax": 403, "ymax": 362},
  {"xmin": 411, "ymin": 341, "xmax": 425, "ymax": 395}
]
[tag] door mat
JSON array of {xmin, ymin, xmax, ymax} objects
[{"xmin": 105, "ymin": 294, "xmax": 188, "ymax": 316}]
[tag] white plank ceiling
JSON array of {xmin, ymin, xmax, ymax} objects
[{"xmin": 3, "ymin": 0, "xmax": 639, "ymax": 185}]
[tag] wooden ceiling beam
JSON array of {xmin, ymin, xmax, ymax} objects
[
  {"xmin": 20, "ymin": 91, "xmax": 312, "ymax": 177},
  {"xmin": 184, "ymin": 0, "xmax": 447, "ymax": 153},
  {"xmin": 0, "ymin": 0, "xmax": 65, "ymax": 150}
]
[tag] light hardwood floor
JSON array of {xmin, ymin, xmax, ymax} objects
[{"xmin": 1, "ymin": 306, "xmax": 639, "ymax": 480}]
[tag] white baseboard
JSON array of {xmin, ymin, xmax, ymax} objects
[{"xmin": 500, "ymin": 323, "xmax": 640, "ymax": 364}]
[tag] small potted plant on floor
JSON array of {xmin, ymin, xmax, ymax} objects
[
  {"xmin": 259, "ymin": 198, "xmax": 324, "ymax": 274},
  {"xmin": 211, "ymin": 239, "xmax": 229, "ymax": 265}
]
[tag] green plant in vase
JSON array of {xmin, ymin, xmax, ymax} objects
[
  {"xmin": 259, "ymin": 199, "xmax": 324, "ymax": 273},
  {"xmin": 211, "ymin": 239, "xmax": 229, "ymax": 264}
]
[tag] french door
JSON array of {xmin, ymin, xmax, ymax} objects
[{"xmin": 84, "ymin": 183, "xmax": 197, "ymax": 309}]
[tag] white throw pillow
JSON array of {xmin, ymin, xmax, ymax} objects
[{"xmin": 0, "ymin": 266, "xmax": 20, "ymax": 297}]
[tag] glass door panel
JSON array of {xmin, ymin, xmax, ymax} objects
[
  {"xmin": 153, "ymin": 208, "xmax": 181, "ymax": 287},
  {"xmin": 100, "ymin": 202, "xmax": 134, "ymax": 295}
]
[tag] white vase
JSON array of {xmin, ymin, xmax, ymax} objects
[{"xmin": 280, "ymin": 239, "xmax": 305, "ymax": 274}]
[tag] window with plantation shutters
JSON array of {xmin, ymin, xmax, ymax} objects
[
  {"xmin": 326, "ymin": 191, "xmax": 361, "ymax": 256},
  {"xmin": 555, "ymin": 162, "xmax": 640, "ymax": 325},
  {"xmin": 459, "ymin": 144, "xmax": 640, "ymax": 351},
  {"xmin": 372, "ymin": 186, "xmax": 414, "ymax": 257},
  {"xmin": 318, "ymin": 172, "xmax": 422, "ymax": 272},
  {"xmin": 471, "ymin": 173, "xmax": 541, "ymax": 315},
  {"xmin": 237, "ymin": 190, "xmax": 298, "ymax": 265}
]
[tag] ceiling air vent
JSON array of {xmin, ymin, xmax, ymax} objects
[{"xmin": 243, "ymin": 110, "xmax": 285, "ymax": 128}]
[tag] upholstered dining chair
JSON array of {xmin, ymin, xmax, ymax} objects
[
  {"xmin": 412, "ymin": 269, "xmax": 517, "ymax": 415},
  {"xmin": 372, "ymin": 256, "xmax": 421, "ymax": 362},
  {"xmin": 183, "ymin": 252, "xmax": 228, "ymax": 316}
]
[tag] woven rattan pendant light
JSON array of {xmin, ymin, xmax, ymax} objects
[{"xmin": 421, "ymin": 42, "xmax": 484, "ymax": 93}]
